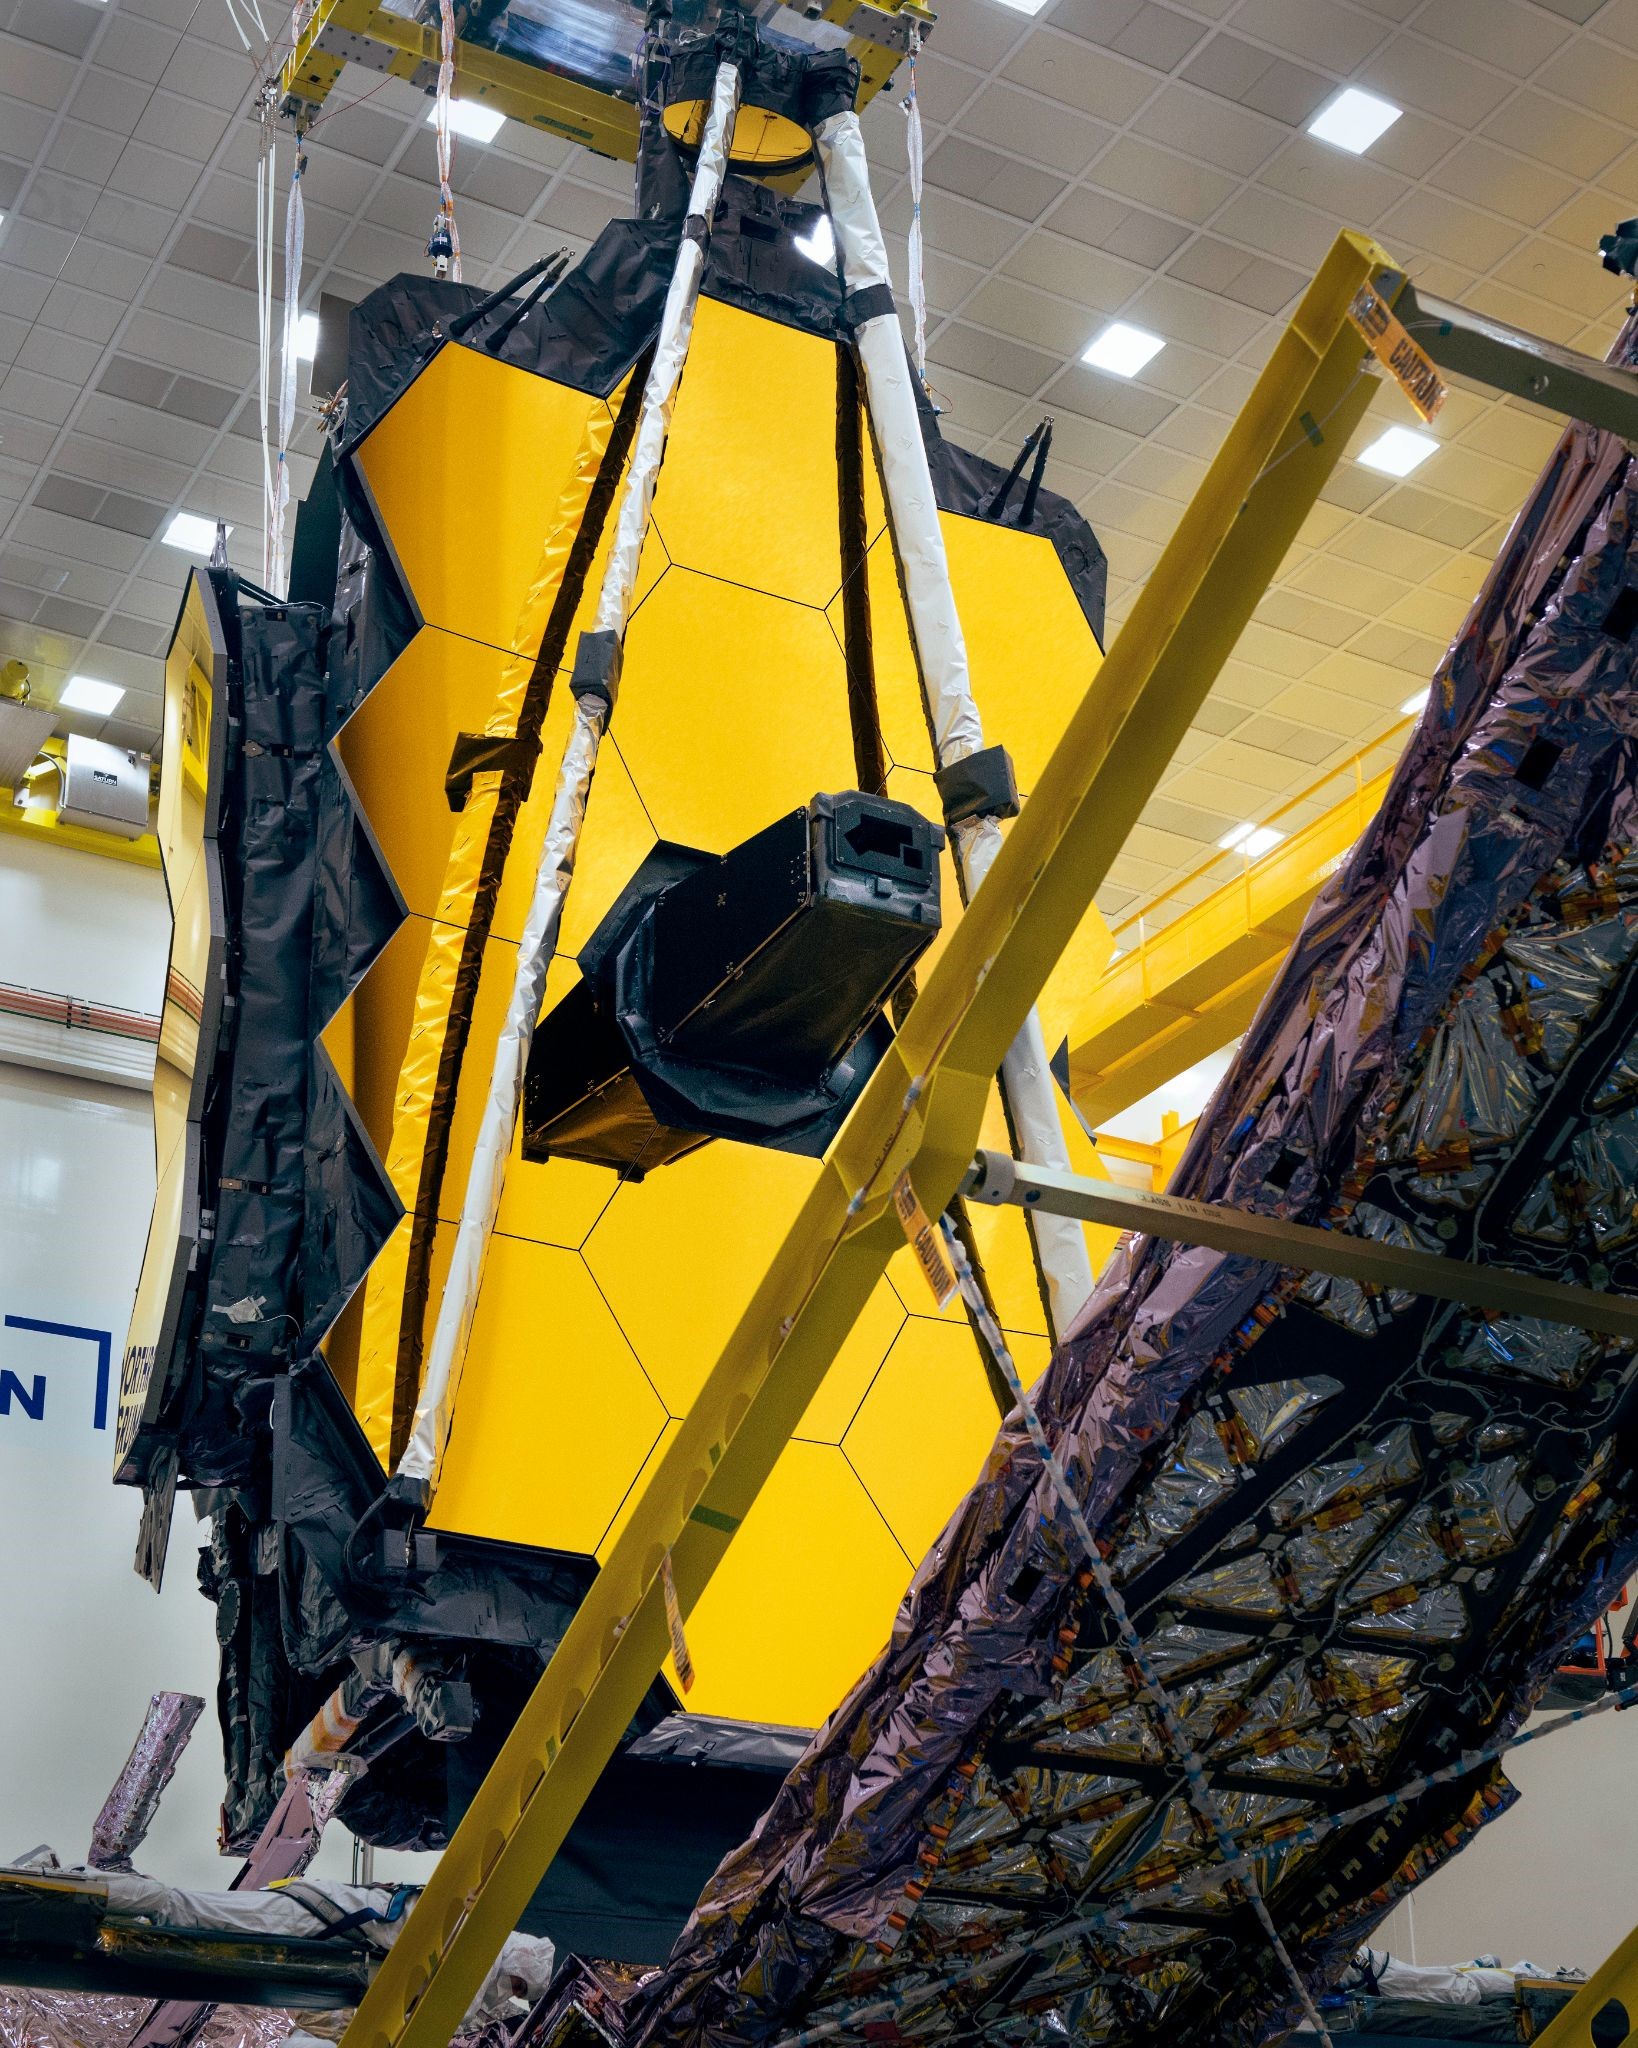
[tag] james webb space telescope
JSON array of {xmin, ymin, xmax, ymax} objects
[{"xmin": 523, "ymin": 790, "xmax": 944, "ymax": 1175}]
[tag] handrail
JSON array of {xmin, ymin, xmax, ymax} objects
[{"xmin": 0, "ymin": 980, "xmax": 160, "ymax": 1044}]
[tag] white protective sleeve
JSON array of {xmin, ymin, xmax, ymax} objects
[
  {"xmin": 91, "ymin": 1869, "xmax": 556, "ymax": 2024},
  {"xmin": 815, "ymin": 110, "xmax": 1095, "ymax": 1339},
  {"xmin": 397, "ymin": 61, "xmax": 742, "ymax": 1491},
  {"xmin": 1365, "ymin": 1949, "xmax": 1517, "ymax": 2005}
]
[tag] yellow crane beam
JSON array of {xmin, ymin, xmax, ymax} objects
[
  {"xmin": 1067, "ymin": 747, "xmax": 1405, "ymax": 1129},
  {"xmin": 277, "ymin": 0, "xmax": 930, "ymax": 162},
  {"xmin": 335, "ymin": 225, "xmax": 1405, "ymax": 2048}
]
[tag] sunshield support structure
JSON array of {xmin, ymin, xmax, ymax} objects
[{"xmin": 394, "ymin": 55, "xmax": 743, "ymax": 1498}]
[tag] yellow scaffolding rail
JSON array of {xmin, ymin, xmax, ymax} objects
[
  {"xmin": 0, "ymin": 741, "xmax": 160, "ymax": 870},
  {"xmin": 1067, "ymin": 728, "xmax": 1411, "ymax": 1128},
  {"xmin": 335, "ymin": 226, "xmax": 1405, "ymax": 2048},
  {"xmin": 278, "ymin": 0, "xmax": 930, "ymax": 161}
]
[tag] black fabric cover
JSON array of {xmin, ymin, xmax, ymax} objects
[{"xmin": 341, "ymin": 221, "xmax": 1106, "ymax": 639}]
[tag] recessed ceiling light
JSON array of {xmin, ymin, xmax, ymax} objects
[
  {"xmin": 1307, "ymin": 86, "xmax": 1402, "ymax": 155},
  {"xmin": 1219, "ymin": 823, "xmax": 1285, "ymax": 859},
  {"xmin": 60, "ymin": 675, "xmax": 124, "ymax": 715},
  {"xmin": 1358, "ymin": 425, "xmax": 1439, "ymax": 478},
  {"xmin": 1081, "ymin": 321, "xmax": 1164, "ymax": 379},
  {"xmin": 1400, "ymin": 688, "xmax": 1430, "ymax": 717},
  {"xmin": 990, "ymin": 0, "xmax": 1050, "ymax": 14},
  {"xmin": 428, "ymin": 98, "xmax": 505, "ymax": 143},
  {"xmin": 292, "ymin": 311, "xmax": 320, "ymax": 359},
  {"xmin": 163, "ymin": 511, "xmax": 225, "ymax": 555},
  {"xmin": 794, "ymin": 215, "xmax": 834, "ymax": 267}
]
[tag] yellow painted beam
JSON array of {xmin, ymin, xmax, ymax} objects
[
  {"xmin": 1532, "ymin": 1922, "xmax": 1638, "ymax": 2048},
  {"xmin": 1090, "ymin": 1120, "xmax": 1197, "ymax": 1191},
  {"xmin": 1068, "ymin": 752, "xmax": 1404, "ymax": 1127},
  {"xmin": 0, "ymin": 757, "xmax": 160, "ymax": 870},
  {"xmin": 335, "ymin": 227, "xmax": 1404, "ymax": 2048},
  {"xmin": 279, "ymin": 0, "xmax": 929, "ymax": 158}
]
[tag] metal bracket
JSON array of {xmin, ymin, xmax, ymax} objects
[
  {"xmin": 1398, "ymin": 281, "xmax": 1638, "ymax": 441},
  {"xmin": 961, "ymin": 1151, "xmax": 1638, "ymax": 1342}
]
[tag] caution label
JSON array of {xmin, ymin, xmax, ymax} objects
[
  {"xmin": 660, "ymin": 1550, "xmax": 695, "ymax": 1694},
  {"xmin": 893, "ymin": 1169, "xmax": 958, "ymax": 1310},
  {"xmin": 1347, "ymin": 281, "xmax": 1446, "ymax": 423}
]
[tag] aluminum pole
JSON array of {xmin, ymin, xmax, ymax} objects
[
  {"xmin": 396, "ymin": 59, "xmax": 744, "ymax": 1493},
  {"xmin": 815, "ymin": 107, "xmax": 1096, "ymax": 1340}
]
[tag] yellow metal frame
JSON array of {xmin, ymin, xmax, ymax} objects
[
  {"xmin": 1068, "ymin": 727, "xmax": 1410, "ymax": 1127},
  {"xmin": 338, "ymin": 226, "xmax": 1403, "ymax": 2048},
  {"xmin": 0, "ymin": 742, "xmax": 160, "ymax": 870},
  {"xmin": 278, "ymin": 0, "xmax": 931, "ymax": 162},
  {"xmin": 1531, "ymin": 1922, "xmax": 1638, "ymax": 2046}
]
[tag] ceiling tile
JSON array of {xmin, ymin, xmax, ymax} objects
[
  {"xmin": 56, "ymin": 234, "xmax": 151, "ymax": 297},
  {"xmin": 133, "ymin": 88, "xmax": 229, "ymax": 163},
  {"xmin": 1492, "ymin": 236, "xmax": 1628, "ymax": 323},
  {"xmin": 83, "ymin": 188, "xmax": 172, "ymax": 256},
  {"xmin": 93, "ymin": 10, "xmax": 177, "ymax": 85},
  {"xmin": 1591, "ymin": 0, "xmax": 1638, "ymax": 44},
  {"xmin": 321, "ymin": 102, "xmax": 406, "ymax": 167},
  {"xmin": 961, "ymin": 276, "xmax": 1089, "ymax": 358},
  {"xmin": 962, "ymin": 80, "xmax": 1112, "ymax": 175},
  {"xmin": 1088, "ymin": 132, "xmax": 1237, "ymax": 222},
  {"xmin": 1210, "ymin": 184, "xmax": 1338, "ymax": 270},
  {"xmin": 922, "ymin": 0, "xmax": 1024, "ymax": 72},
  {"xmin": 1000, "ymin": 228, "xmax": 1147, "ymax": 313},
  {"xmin": 1233, "ymin": 0, "xmax": 1390, "ymax": 70},
  {"xmin": 1045, "ymin": 0, "xmax": 1146, "ymax": 49},
  {"xmin": 45, "ymin": 117, "xmax": 124, "ymax": 185},
  {"xmin": 1462, "ymin": 276, "xmax": 1589, "ymax": 346},
  {"xmin": 1133, "ymin": 80, "xmax": 1285, "ymax": 177},
  {"xmin": 1233, "ymin": 712, "xmax": 1338, "ymax": 765},
  {"xmin": 1420, "ymin": 0, "xmax": 1566, "ymax": 70},
  {"xmin": 1043, "ymin": 362, "xmax": 1175, "ymax": 435},
  {"xmin": 14, "ymin": 326, "xmax": 100, "ymax": 387},
  {"xmin": 0, "ymin": 27, "xmax": 79, "ymax": 106},
  {"xmin": 15, "ymin": 504, "xmax": 146, "ymax": 571},
  {"xmin": 927, "ymin": 320, "xmax": 1059, "ymax": 396},
  {"xmin": 1001, "ymin": 30, "xmax": 1156, "ymax": 123},
  {"xmin": 0, "ymin": 89, "xmax": 54, "ymax": 156},
  {"xmin": 99, "ymin": 615, "xmax": 170, "ymax": 657},
  {"xmin": 1538, "ymin": 33, "xmax": 1638, "ymax": 127},
  {"xmin": 1258, "ymin": 132, "xmax": 1409, "ymax": 220},
  {"xmin": 926, "ymin": 136, "xmax": 1063, "ymax": 221},
  {"xmin": 1110, "ymin": 3, "xmax": 1206, "ymax": 72},
  {"xmin": 20, "ymin": 166, "xmax": 99, "ymax": 235},
  {"xmin": 0, "ymin": 361, "xmax": 75, "ymax": 426},
  {"xmin": 110, "ymin": 138, "xmax": 202, "ymax": 210},
  {"xmin": 1360, "ymin": 35, "xmax": 1514, "ymax": 126},
  {"xmin": 922, "ymin": 365, "xmax": 1020, "ymax": 440},
  {"xmin": 1381, "ymin": 187, "xmax": 1524, "ymax": 272},
  {"xmin": 1430, "ymin": 138, "xmax": 1578, "ymax": 230},
  {"xmin": 0, "ymin": 0, "xmax": 101, "ymax": 60}
]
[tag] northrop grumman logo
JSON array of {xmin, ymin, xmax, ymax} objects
[{"xmin": 0, "ymin": 1314, "xmax": 113, "ymax": 1432}]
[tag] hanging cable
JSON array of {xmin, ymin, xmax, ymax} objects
[
  {"xmin": 903, "ymin": 25, "xmax": 927, "ymax": 384},
  {"xmin": 271, "ymin": 139, "xmax": 307, "ymax": 596},
  {"xmin": 220, "ymin": 0, "xmax": 252, "ymax": 53},
  {"xmin": 255, "ymin": 98, "xmax": 277, "ymax": 589},
  {"xmin": 429, "ymin": 0, "xmax": 462, "ymax": 281}
]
